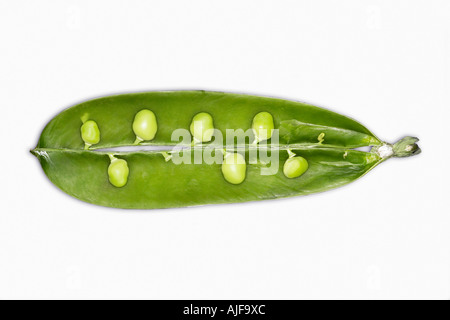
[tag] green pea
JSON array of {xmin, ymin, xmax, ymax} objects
[
  {"xmin": 190, "ymin": 112, "xmax": 214, "ymax": 143},
  {"xmin": 252, "ymin": 111, "xmax": 274, "ymax": 143},
  {"xmin": 222, "ymin": 153, "xmax": 246, "ymax": 184},
  {"xmin": 81, "ymin": 120, "xmax": 100, "ymax": 149},
  {"xmin": 108, "ymin": 156, "xmax": 129, "ymax": 188},
  {"xmin": 283, "ymin": 156, "xmax": 308, "ymax": 179},
  {"xmin": 133, "ymin": 109, "xmax": 157, "ymax": 143}
]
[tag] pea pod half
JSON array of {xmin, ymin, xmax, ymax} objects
[{"xmin": 31, "ymin": 91, "xmax": 420, "ymax": 209}]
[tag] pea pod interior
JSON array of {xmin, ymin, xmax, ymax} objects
[
  {"xmin": 32, "ymin": 91, "xmax": 420, "ymax": 209},
  {"xmin": 33, "ymin": 148, "xmax": 380, "ymax": 209},
  {"xmin": 37, "ymin": 91, "xmax": 380, "ymax": 149}
]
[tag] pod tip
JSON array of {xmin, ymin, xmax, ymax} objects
[
  {"xmin": 373, "ymin": 136, "xmax": 421, "ymax": 159},
  {"xmin": 392, "ymin": 136, "xmax": 421, "ymax": 158}
]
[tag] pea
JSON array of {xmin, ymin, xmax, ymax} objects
[
  {"xmin": 133, "ymin": 109, "xmax": 157, "ymax": 144},
  {"xmin": 252, "ymin": 111, "xmax": 274, "ymax": 143},
  {"xmin": 81, "ymin": 120, "xmax": 100, "ymax": 149},
  {"xmin": 108, "ymin": 156, "xmax": 129, "ymax": 188},
  {"xmin": 283, "ymin": 156, "xmax": 309, "ymax": 179},
  {"xmin": 222, "ymin": 153, "xmax": 246, "ymax": 184},
  {"xmin": 190, "ymin": 112, "xmax": 214, "ymax": 143}
]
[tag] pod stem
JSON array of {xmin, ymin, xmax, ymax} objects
[
  {"xmin": 287, "ymin": 149, "xmax": 296, "ymax": 159},
  {"xmin": 191, "ymin": 138, "xmax": 201, "ymax": 146},
  {"xmin": 160, "ymin": 152, "xmax": 173, "ymax": 162},
  {"xmin": 80, "ymin": 113, "xmax": 89, "ymax": 124},
  {"xmin": 133, "ymin": 137, "xmax": 143, "ymax": 145},
  {"xmin": 220, "ymin": 149, "xmax": 230, "ymax": 158},
  {"xmin": 373, "ymin": 136, "xmax": 421, "ymax": 159},
  {"xmin": 392, "ymin": 136, "xmax": 421, "ymax": 157},
  {"xmin": 108, "ymin": 154, "xmax": 118, "ymax": 162}
]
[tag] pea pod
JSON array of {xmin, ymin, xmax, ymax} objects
[{"xmin": 31, "ymin": 91, "xmax": 420, "ymax": 209}]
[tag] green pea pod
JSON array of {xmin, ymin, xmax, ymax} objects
[{"xmin": 31, "ymin": 91, "xmax": 420, "ymax": 209}]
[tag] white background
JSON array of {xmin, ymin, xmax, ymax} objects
[{"xmin": 0, "ymin": 0, "xmax": 449, "ymax": 300}]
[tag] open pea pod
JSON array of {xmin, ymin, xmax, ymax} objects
[{"xmin": 32, "ymin": 91, "xmax": 420, "ymax": 209}]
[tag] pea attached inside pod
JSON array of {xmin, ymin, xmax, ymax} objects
[
  {"xmin": 133, "ymin": 109, "xmax": 158, "ymax": 144},
  {"xmin": 81, "ymin": 120, "xmax": 100, "ymax": 149},
  {"xmin": 283, "ymin": 150, "xmax": 309, "ymax": 179},
  {"xmin": 221, "ymin": 152, "xmax": 246, "ymax": 184},
  {"xmin": 190, "ymin": 112, "xmax": 214, "ymax": 143},
  {"xmin": 108, "ymin": 155, "xmax": 129, "ymax": 188},
  {"xmin": 252, "ymin": 111, "xmax": 274, "ymax": 144}
]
